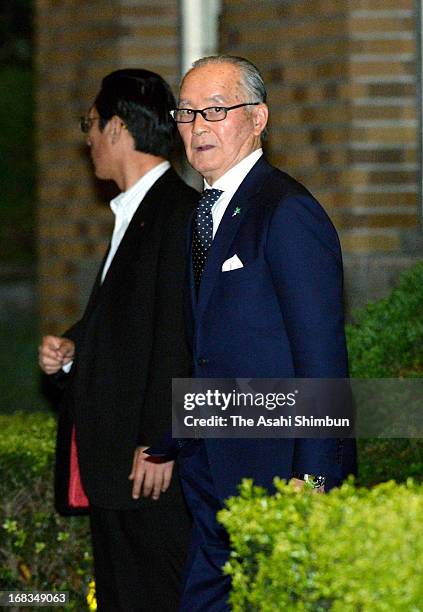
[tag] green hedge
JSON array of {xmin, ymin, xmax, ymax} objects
[
  {"xmin": 0, "ymin": 413, "xmax": 92, "ymax": 610},
  {"xmin": 346, "ymin": 261, "xmax": 423, "ymax": 378},
  {"xmin": 219, "ymin": 478, "xmax": 423, "ymax": 611},
  {"xmin": 346, "ymin": 262, "xmax": 423, "ymax": 487}
]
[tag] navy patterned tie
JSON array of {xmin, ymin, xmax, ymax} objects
[{"xmin": 192, "ymin": 188, "xmax": 223, "ymax": 293}]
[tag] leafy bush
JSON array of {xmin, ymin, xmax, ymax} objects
[
  {"xmin": 219, "ymin": 478, "xmax": 423, "ymax": 611},
  {"xmin": 346, "ymin": 261, "xmax": 423, "ymax": 486},
  {"xmin": 357, "ymin": 437, "xmax": 423, "ymax": 488},
  {"xmin": 346, "ymin": 261, "xmax": 423, "ymax": 378},
  {"xmin": 0, "ymin": 412, "xmax": 92, "ymax": 610}
]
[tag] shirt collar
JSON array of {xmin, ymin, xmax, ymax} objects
[
  {"xmin": 110, "ymin": 160, "xmax": 170, "ymax": 220},
  {"xmin": 203, "ymin": 149, "xmax": 263, "ymax": 197}
]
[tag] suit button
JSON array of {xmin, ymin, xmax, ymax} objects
[{"xmin": 198, "ymin": 357, "xmax": 209, "ymax": 366}]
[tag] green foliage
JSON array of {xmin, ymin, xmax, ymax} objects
[
  {"xmin": 219, "ymin": 478, "xmax": 423, "ymax": 611},
  {"xmin": 346, "ymin": 261, "xmax": 423, "ymax": 378},
  {"xmin": 0, "ymin": 413, "xmax": 92, "ymax": 610},
  {"xmin": 346, "ymin": 261, "xmax": 423, "ymax": 487},
  {"xmin": 358, "ymin": 436, "xmax": 423, "ymax": 488}
]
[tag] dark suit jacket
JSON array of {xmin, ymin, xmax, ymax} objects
[
  {"xmin": 54, "ymin": 167, "xmax": 198, "ymax": 511},
  {"xmin": 149, "ymin": 157, "xmax": 356, "ymax": 502}
]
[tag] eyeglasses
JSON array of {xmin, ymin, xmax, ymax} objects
[
  {"xmin": 170, "ymin": 102, "xmax": 260, "ymax": 123},
  {"xmin": 80, "ymin": 116, "xmax": 100, "ymax": 133}
]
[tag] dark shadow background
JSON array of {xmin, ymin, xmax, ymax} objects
[{"xmin": 0, "ymin": 0, "xmax": 49, "ymax": 413}]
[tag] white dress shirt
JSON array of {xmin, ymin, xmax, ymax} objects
[
  {"xmin": 203, "ymin": 148, "xmax": 263, "ymax": 238},
  {"xmin": 101, "ymin": 160, "xmax": 170, "ymax": 282},
  {"xmin": 62, "ymin": 160, "xmax": 170, "ymax": 373}
]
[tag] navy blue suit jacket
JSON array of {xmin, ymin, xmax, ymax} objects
[{"xmin": 150, "ymin": 156, "xmax": 356, "ymax": 502}]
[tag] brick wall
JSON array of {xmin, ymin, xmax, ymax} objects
[
  {"xmin": 35, "ymin": 0, "xmax": 180, "ymax": 334},
  {"xmin": 220, "ymin": 0, "xmax": 422, "ymax": 313},
  {"xmin": 36, "ymin": 0, "xmax": 422, "ymax": 327}
]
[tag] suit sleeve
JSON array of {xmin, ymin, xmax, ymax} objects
[
  {"xmin": 136, "ymin": 197, "xmax": 194, "ymax": 447},
  {"xmin": 265, "ymin": 194, "xmax": 347, "ymax": 478},
  {"xmin": 47, "ymin": 319, "xmax": 85, "ymax": 390},
  {"xmin": 63, "ymin": 319, "xmax": 84, "ymax": 346}
]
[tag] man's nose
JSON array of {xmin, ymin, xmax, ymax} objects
[{"xmin": 191, "ymin": 111, "xmax": 209, "ymax": 135}]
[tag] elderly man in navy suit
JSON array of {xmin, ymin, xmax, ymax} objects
[{"xmin": 147, "ymin": 55, "xmax": 356, "ymax": 611}]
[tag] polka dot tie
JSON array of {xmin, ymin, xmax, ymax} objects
[{"xmin": 192, "ymin": 188, "xmax": 223, "ymax": 294}]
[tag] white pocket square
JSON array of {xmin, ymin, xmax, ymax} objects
[{"xmin": 222, "ymin": 254, "xmax": 244, "ymax": 272}]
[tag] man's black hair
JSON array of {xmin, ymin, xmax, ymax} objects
[{"xmin": 94, "ymin": 68, "xmax": 176, "ymax": 158}]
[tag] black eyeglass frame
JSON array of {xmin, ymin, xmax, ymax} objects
[
  {"xmin": 169, "ymin": 102, "xmax": 260, "ymax": 123},
  {"xmin": 80, "ymin": 116, "xmax": 101, "ymax": 133}
]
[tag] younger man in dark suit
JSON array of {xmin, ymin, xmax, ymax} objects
[{"xmin": 38, "ymin": 69, "xmax": 197, "ymax": 612}]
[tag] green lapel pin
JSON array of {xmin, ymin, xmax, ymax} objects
[{"xmin": 232, "ymin": 206, "xmax": 241, "ymax": 217}]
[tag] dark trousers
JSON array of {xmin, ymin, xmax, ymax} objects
[
  {"xmin": 178, "ymin": 441, "xmax": 231, "ymax": 612},
  {"xmin": 89, "ymin": 502, "xmax": 191, "ymax": 612}
]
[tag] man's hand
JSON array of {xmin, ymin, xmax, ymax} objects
[
  {"xmin": 129, "ymin": 446, "xmax": 174, "ymax": 501},
  {"xmin": 38, "ymin": 335, "xmax": 75, "ymax": 375},
  {"xmin": 290, "ymin": 478, "xmax": 325, "ymax": 494}
]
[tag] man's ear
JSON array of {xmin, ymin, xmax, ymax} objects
[
  {"xmin": 252, "ymin": 104, "xmax": 269, "ymax": 137},
  {"xmin": 108, "ymin": 115, "xmax": 125, "ymax": 144}
]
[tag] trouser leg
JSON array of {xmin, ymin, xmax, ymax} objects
[
  {"xmin": 177, "ymin": 442, "xmax": 231, "ymax": 612},
  {"xmin": 89, "ymin": 502, "xmax": 191, "ymax": 612}
]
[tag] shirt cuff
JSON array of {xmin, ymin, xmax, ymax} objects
[{"xmin": 62, "ymin": 361, "xmax": 73, "ymax": 374}]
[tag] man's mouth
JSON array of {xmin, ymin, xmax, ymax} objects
[{"xmin": 195, "ymin": 144, "xmax": 214, "ymax": 152}]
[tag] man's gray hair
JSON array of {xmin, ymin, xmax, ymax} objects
[{"xmin": 191, "ymin": 55, "xmax": 267, "ymax": 104}]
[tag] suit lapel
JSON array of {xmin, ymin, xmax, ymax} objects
[
  {"xmin": 98, "ymin": 168, "xmax": 175, "ymax": 293},
  {"xmin": 195, "ymin": 157, "xmax": 274, "ymax": 320},
  {"xmin": 99, "ymin": 195, "xmax": 152, "ymax": 291},
  {"xmin": 187, "ymin": 210, "xmax": 197, "ymax": 315},
  {"xmin": 82, "ymin": 246, "xmax": 110, "ymax": 318}
]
